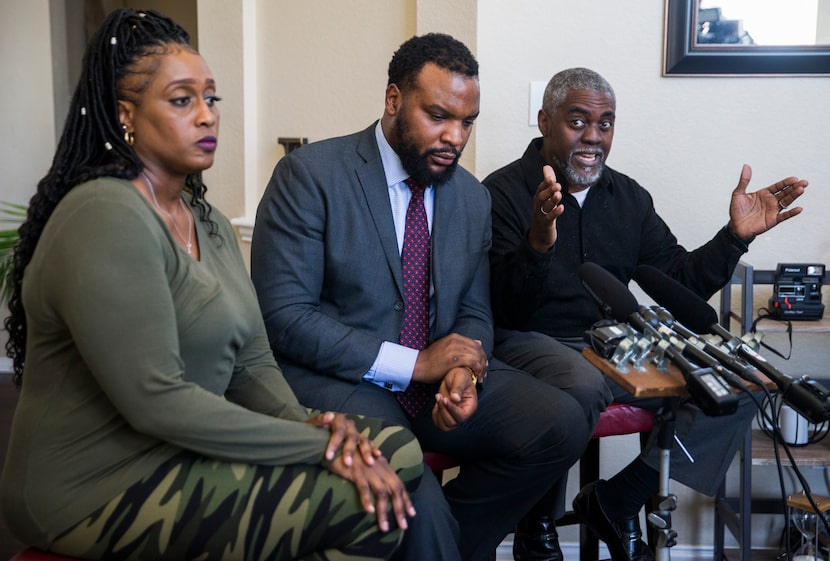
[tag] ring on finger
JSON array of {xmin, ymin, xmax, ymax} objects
[
  {"xmin": 778, "ymin": 200, "xmax": 787, "ymax": 211},
  {"xmin": 540, "ymin": 205, "xmax": 550, "ymax": 215}
]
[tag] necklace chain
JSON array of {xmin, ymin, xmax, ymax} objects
[{"xmin": 141, "ymin": 172, "xmax": 193, "ymax": 255}]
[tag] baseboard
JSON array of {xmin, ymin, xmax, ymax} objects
[{"xmin": 496, "ymin": 538, "xmax": 719, "ymax": 560}]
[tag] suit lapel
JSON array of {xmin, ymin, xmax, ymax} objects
[
  {"xmin": 431, "ymin": 177, "xmax": 460, "ymax": 317},
  {"xmin": 355, "ymin": 126, "xmax": 405, "ymax": 293}
]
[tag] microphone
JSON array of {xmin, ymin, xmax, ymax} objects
[
  {"xmin": 633, "ymin": 265, "xmax": 718, "ymax": 333},
  {"xmin": 720, "ymin": 331, "xmax": 830, "ymax": 424},
  {"xmin": 635, "ymin": 307, "xmax": 739, "ymax": 415},
  {"xmin": 648, "ymin": 307, "xmax": 760, "ymax": 388},
  {"xmin": 578, "ymin": 263, "xmax": 738, "ymax": 416},
  {"xmin": 578, "ymin": 262, "xmax": 639, "ymax": 322},
  {"xmin": 657, "ymin": 337, "xmax": 737, "ymax": 416},
  {"xmin": 633, "ymin": 264, "xmax": 830, "ymax": 424}
]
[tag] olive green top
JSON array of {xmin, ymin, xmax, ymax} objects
[{"xmin": 0, "ymin": 177, "xmax": 330, "ymax": 545}]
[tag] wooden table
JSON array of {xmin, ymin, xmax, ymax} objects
[
  {"xmin": 752, "ymin": 316, "xmax": 830, "ymax": 333},
  {"xmin": 582, "ymin": 347, "xmax": 775, "ymax": 397},
  {"xmin": 582, "ymin": 347, "xmax": 687, "ymax": 398},
  {"xmin": 750, "ymin": 429, "xmax": 830, "ymax": 467}
]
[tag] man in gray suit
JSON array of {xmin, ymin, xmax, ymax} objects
[{"xmin": 251, "ymin": 34, "xmax": 589, "ymax": 561}]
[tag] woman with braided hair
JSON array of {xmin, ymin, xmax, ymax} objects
[{"xmin": 0, "ymin": 9, "xmax": 420, "ymax": 561}]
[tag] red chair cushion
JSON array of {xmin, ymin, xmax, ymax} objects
[
  {"xmin": 593, "ymin": 403, "xmax": 654, "ymax": 438},
  {"xmin": 423, "ymin": 450, "xmax": 461, "ymax": 472},
  {"xmin": 9, "ymin": 549, "xmax": 83, "ymax": 561},
  {"xmin": 423, "ymin": 403, "xmax": 653, "ymax": 474}
]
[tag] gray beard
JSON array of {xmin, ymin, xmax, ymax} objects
[{"xmin": 554, "ymin": 154, "xmax": 604, "ymax": 188}]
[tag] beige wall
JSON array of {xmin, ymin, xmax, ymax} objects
[
  {"xmin": 1, "ymin": 1, "xmax": 55, "ymax": 208},
  {"xmin": 3, "ymin": 0, "xmax": 830, "ymax": 554}
]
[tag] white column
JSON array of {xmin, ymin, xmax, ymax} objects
[{"xmin": 197, "ymin": 0, "xmax": 258, "ymax": 242}]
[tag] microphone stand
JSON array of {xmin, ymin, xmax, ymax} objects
[
  {"xmin": 590, "ymin": 318, "xmax": 738, "ymax": 560},
  {"xmin": 647, "ymin": 398, "xmax": 680, "ymax": 561},
  {"xmin": 583, "ymin": 342, "xmax": 685, "ymax": 560}
]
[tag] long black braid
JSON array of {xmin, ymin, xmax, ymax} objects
[{"xmin": 4, "ymin": 9, "xmax": 220, "ymax": 385}]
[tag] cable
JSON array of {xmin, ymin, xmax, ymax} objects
[
  {"xmin": 750, "ymin": 307, "xmax": 794, "ymax": 360},
  {"xmin": 751, "ymin": 385, "xmax": 830, "ymax": 559}
]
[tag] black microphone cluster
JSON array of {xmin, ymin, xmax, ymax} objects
[{"xmin": 579, "ymin": 263, "xmax": 830, "ymax": 424}]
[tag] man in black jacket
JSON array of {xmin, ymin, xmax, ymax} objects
[{"xmin": 483, "ymin": 67, "xmax": 808, "ymax": 561}]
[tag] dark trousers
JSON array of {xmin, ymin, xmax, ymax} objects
[
  {"xmin": 496, "ymin": 328, "xmax": 759, "ymax": 501},
  {"xmin": 494, "ymin": 328, "xmax": 612, "ymax": 519},
  {"xmin": 290, "ymin": 357, "xmax": 590, "ymax": 561}
]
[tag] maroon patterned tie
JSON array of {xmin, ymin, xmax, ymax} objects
[{"xmin": 396, "ymin": 177, "xmax": 432, "ymax": 417}]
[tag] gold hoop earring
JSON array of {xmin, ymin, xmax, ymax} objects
[{"xmin": 122, "ymin": 125, "xmax": 134, "ymax": 146}]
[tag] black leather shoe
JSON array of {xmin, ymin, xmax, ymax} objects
[
  {"xmin": 513, "ymin": 515, "xmax": 563, "ymax": 561},
  {"xmin": 573, "ymin": 481, "xmax": 655, "ymax": 561}
]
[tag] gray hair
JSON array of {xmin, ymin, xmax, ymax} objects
[{"xmin": 541, "ymin": 68, "xmax": 615, "ymax": 115}]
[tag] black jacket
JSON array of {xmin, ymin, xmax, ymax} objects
[{"xmin": 483, "ymin": 137, "xmax": 748, "ymax": 338}]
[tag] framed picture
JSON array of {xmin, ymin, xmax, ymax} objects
[{"xmin": 663, "ymin": 0, "xmax": 830, "ymax": 76}]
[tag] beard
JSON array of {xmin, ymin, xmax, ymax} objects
[
  {"xmin": 553, "ymin": 149, "xmax": 605, "ymax": 189},
  {"xmin": 393, "ymin": 116, "xmax": 461, "ymax": 187}
]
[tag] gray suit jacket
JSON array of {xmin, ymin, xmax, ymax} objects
[{"xmin": 251, "ymin": 123, "xmax": 494, "ymax": 401}]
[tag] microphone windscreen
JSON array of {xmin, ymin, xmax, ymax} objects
[
  {"xmin": 633, "ymin": 265, "xmax": 718, "ymax": 333},
  {"xmin": 577, "ymin": 262, "xmax": 639, "ymax": 322}
]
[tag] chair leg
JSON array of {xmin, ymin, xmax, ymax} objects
[
  {"xmin": 640, "ymin": 431, "xmax": 659, "ymax": 551},
  {"xmin": 579, "ymin": 438, "xmax": 601, "ymax": 561}
]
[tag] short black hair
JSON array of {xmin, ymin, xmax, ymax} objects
[{"xmin": 387, "ymin": 33, "xmax": 478, "ymax": 92}]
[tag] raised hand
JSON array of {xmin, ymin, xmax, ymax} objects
[
  {"xmin": 728, "ymin": 164, "xmax": 808, "ymax": 241},
  {"xmin": 529, "ymin": 164, "xmax": 564, "ymax": 252}
]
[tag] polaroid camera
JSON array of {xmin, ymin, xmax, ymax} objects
[{"xmin": 768, "ymin": 263, "xmax": 825, "ymax": 320}]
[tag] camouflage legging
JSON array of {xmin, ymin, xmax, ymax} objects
[{"xmin": 50, "ymin": 419, "xmax": 423, "ymax": 561}]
